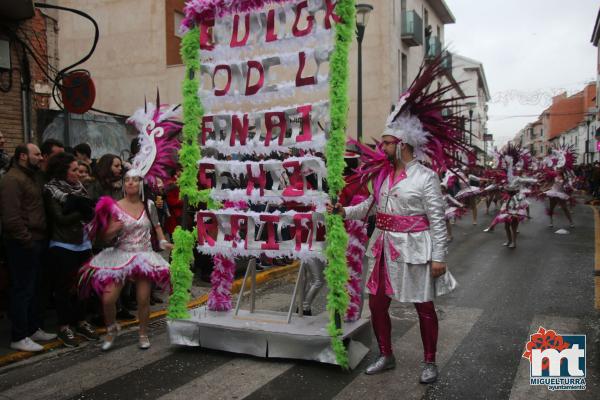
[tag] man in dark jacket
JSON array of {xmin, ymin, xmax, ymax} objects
[{"xmin": 0, "ymin": 143, "xmax": 56, "ymax": 352}]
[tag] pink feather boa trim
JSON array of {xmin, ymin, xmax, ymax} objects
[
  {"xmin": 344, "ymin": 219, "xmax": 368, "ymax": 322},
  {"xmin": 182, "ymin": 0, "xmax": 296, "ymax": 30},
  {"xmin": 207, "ymin": 254, "xmax": 237, "ymax": 311},
  {"xmin": 490, "ymin": 213, "xmax": 525, "ymax": 226},
  {"xmin": 79, "ymin": 255, "xmax": 171, "ymax": 298}
]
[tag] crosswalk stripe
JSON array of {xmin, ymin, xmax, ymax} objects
[
  {"xmin": 157, "ymin": 358, "xmax": 294, "ymax": 400},
  {"xmin": 509, "ymin": 315, "xmax": 581, "ymax": 400},
  {"xmin": 333, "ymin": 306, "xmax": 483, "ymax": 400},
  {"xmin": 0, "ymin": 332, "xmax": 172, "ymax": 400}
]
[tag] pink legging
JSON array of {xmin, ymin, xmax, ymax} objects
[{"xmin": 368, "ymin": 255, "xmax": 438, "ymax": 362}]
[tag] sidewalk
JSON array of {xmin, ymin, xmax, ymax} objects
[{"xmin": 0, "ymin": 262, "xmax": 299, "ymax": 367}]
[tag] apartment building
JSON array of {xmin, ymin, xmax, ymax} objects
[
  {"xmin": 351, "ymin": 0, "xmax": 456, "ymax": 143},
  {"xmin": 52, "ymin": 0, "xmax": 461, "ymax": 147},
  {"xmin": 512, "ymin": 83, "xmax": 596, "ymax": 163},
  {"xmin": 450, "ymin": 53, "xmax": 490, "ymax": 164}
]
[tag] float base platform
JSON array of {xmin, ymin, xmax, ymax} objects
[{"xmin": 167, "ymin": 306, "xmax": 371, "ymax": 369}]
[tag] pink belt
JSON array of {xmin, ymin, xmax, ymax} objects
[{"xmin": 375, "ymin": 212, "xmax": 430, "ymax": 233}]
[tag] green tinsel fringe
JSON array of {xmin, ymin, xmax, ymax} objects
[
  {"xmin": 167, "ymin": 227, "xmax": 197, "ymax": 319},
  {"xmin": 324, "ymin": 0, "xmax": 355, "ymax": 369}
]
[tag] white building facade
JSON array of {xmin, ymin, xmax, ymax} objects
[
  {"xmin": 559, "ymin": 123, "xmax": 587, "ymax": 164},
  {"xmin": 451, "ymin": 54, "xmax": 491, "ymax": 165},
  {"xmin": 352, "ymin": 0, "xmax": 456, "ymax": 143}
]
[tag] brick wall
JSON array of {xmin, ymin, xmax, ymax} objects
[
  {"xmin": 0, "ymin": 9, "xmax": 53, "ymax": 154},
  {"xmin": 546, "ymin": 83, "xmax": 597, "ymax": 141}
]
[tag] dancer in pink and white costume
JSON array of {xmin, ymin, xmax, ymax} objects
[
  {"xmin": 493, "ymin": 182, "xmax": 532, "ymax": 249},
  {"xmin": 483, "ymin": 145, "xmax": 536, "ymax": 246},
  {"xmin": 540, "ymin": 146, "xmax": 576, "ymax": 228},
  {"xmin": 454, "ymin": 168, "xmax": 483, "ymax": 225},
  {"xmin": 441, "ymin": 183, "xmax": 465, "ymax": 242},
  {"xmin": 79, "ymin": 100, "xmax": 180, "ymax": 351}
]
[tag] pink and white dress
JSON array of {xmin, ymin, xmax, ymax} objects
[
  {"xmin": 543, "ymin": 178, "xmax": 570, "ymax": 200},
  {"xmin": 443, "ymin": 193, "xmax": 465, "ymax": 220},
  {"xmin": 490, "ymin": 194, "xmax": 528, "ymax": 225},
  {"xmin": 454, "ymin": 173, "xmax": 483, "ymax": 201},
  {"xmin": 79, "ymin": 200, "xmax": 170, "ymax": 296}
]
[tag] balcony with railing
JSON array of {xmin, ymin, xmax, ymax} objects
[
  {"xmin": 425, "ymin": 36, "xmax": 442, "ymax": 60},
  {"xmin": 401, "ymin": 10, "xmax": 423, "ymax": 47}
]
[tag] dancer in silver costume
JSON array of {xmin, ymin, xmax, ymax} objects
[{"xmin": 329, "ymin": 57, "xmax": 466, "ymax": 383}]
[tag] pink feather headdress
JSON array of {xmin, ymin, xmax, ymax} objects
[
  {"xmin": 492, "ymin": 143, "xmax": 533, "ymax": 188},
  {"xmin": 382, "ymin": 55, "xmax": 472, "ymax": 172},
  {"xmin": 495, "ymin": 143, "xmax": 531, "ymax": 171},
  {"xmin": 126, "ymin": 92, "xmax": 182, "ymax": 189},
  {"xmin": 346, "ymin": 55, "xmax": 472, "ymax": 200},
  {"xmin": 543, "ymin": 144, "xmax": 576, "ymax": 171}
]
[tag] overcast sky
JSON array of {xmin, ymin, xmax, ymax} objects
[{"xmin": 445, "ymin": 0, "xmax": 598, "ymax": 147}]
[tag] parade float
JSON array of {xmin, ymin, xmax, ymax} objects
[{"xmin": 166, "ymin": 0, "xmax": 370, "ymax": 369}]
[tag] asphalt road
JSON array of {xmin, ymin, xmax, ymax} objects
[{"xmin": 0, "ymin": 199, "xmax": 598, "ymax": 400}]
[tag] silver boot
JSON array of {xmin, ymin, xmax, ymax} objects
[
  {"xmin": 101, "ymin": 323, "xmax": 121, "ymax": 351},
  {"xmin": 419, "ymin": 362, "xmax": 438, "ymax": 384},
  {"xmin": 365, "ymin": 354, "xmax": 396, "ymax": 375}
]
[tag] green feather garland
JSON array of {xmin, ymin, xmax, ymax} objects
[
  {"xmin": 169, "ymin": 26, "xmax": 222, "ymax": 319},
  {"xmin": 167, "ymin": 227, "xmax": 197, "ymax": 319},
  {"xmin": 168, "ymin": 27, "xmax": 203, "ymax": 318},
  {"xmin": 325, "ymin": 0, "xmax": 355, "ymax": 369},
  {"xmin": 178, "ymin": 26, "xmax": 203, "ymax": 207}
]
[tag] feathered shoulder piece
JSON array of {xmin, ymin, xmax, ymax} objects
[
  {"xmin": 126, "ymin": 92, "xmax": 182, "ymax": 188},
  {"xmin": 345, "ymin": 139, "xmax": 392, "ymax": 202},
  {"xmin": 385, "ymin": 54, "xmax": 472, "ymax": 172},
  {"xmin": 85, "ymin": 196, "xmax": 119, "ymax": 241}
]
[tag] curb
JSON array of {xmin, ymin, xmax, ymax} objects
[{"xmin": 0, "ymin": 262, "xmax": 299, "ymax": 368}]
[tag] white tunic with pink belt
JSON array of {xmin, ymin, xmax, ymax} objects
[{"xmin": 344, "ymin": 160, "xmax": 457, "ymax": 303}]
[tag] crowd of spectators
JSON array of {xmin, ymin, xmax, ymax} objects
[{"xmin": 0, "ymin": 133, "xmax": 186, "ymax": 352}]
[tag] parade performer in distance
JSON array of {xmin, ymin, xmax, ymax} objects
[
  {"xmin": 454, "ymin": 166, "xmax": 483, "ymax": 225},
  {"xmin": 441, "ymin": 183, "xmax": 465, "ymax": 242},
  {"xmin": 483, "ymin": 145, "xmax": 536, "ymax": 247},
  {"xmin": 79, "ymin": 100, "xmax": 181, "ymax": 351},
  {"xmin": 515, "ymin": 168, "xmax": 533, "ymax": 220},
  {"xmin": 494, "ymin": 185, "xmax": 528, "ymax": 248},
  {"xmin": 481, "ymin": 168, "xmax": 503, "ymax": 216},
  {"xmin": 328, "ymin": 57, "xmax": 465, "ymax": 383},
  {"xmin": 540, "ymin": 146, "xmax": 576, "ymax": 228}
]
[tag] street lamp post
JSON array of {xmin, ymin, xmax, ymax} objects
[
  {"xmin": 355, "ymin": 3, "xmax": 373, "ymax": 143},
  {"xmin": 468, "ymin": 108, "xmax": 473, "ymax": 147},
  {"xmin": 586, "ymin": 117, "xmax": 592, "ymax": 164},
  {"xmin": 466, "ymin": 102, "xmax": 476, "ymax": 163}
]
